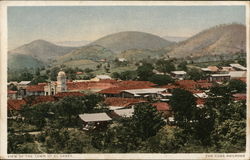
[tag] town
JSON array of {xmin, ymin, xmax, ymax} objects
[{"xmin": 7, "ymin": 58, "xmax": 246, "ymax": 153}]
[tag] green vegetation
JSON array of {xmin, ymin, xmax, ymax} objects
[{"xmin": 149, "ymin": 74, "xmax": 173, "ymax": 86}]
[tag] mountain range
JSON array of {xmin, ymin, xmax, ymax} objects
[
  {"xmin": 167, "ymin": 24, "xmax": 246, "ymax": 58},
  {"xmin": 90, "ymin": 31, "xmax": 173, "ymax": 53},
  {"xmin": 8, "ymin": 24, "xmax": 246, "ymax": 71}
]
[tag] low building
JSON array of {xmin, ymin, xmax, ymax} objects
[
  {"xmin": 230, "ymin": 63, "xmax": 246, "ymax": 71},
  {"xmin": 118, "ymin": 58, "xmax": 127, "ymax": 62},
  {"xmin": 79, "ymin": 113, "xmax": 112, "ymax": 130},
  {"xmin": 113, "ymin": 108, "xmax": 134, "ymax": 118},
  {"xmin": 17, "ymin": 81, "xmax": 31, "ymax": 89},
  {"xmin": 232, "ymin": 93, "xmax": 246, "ymax": 101},
  {"xmin": 171, "ymin": 71, "xmax": 187, "ymax": 80},
  {"xmin": 26, "ymin": 83, "xmax": 46, "ymax": 96},
  {"xmin": 91, "ymin": 75, "xmax": 112, "ymax": 81},
  {"xmin": 121, "ymin": 88, "xmax": 167, "ymax": 99},
  {"xmin": 8, "ymin": 99, "xmax": 26, "ymax": 111},
  {"xmin": 152, "ymin": 102, "xmax": 172, "ymax": 118},
  {"xmin": 8, "ymin": 90, "xmax": 17, "ymax": 99},
  {"xmin": 209, "ymin": 74, "xmax": 230, "ymax": 82},
  {"xmin": 104, "ymin": 97, "xmax": 146, "ymax": 110},
  {"xmin": 228, "ymin": 71, "xmax": 246, "ymax": 79}
]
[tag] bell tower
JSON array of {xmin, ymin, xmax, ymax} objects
[{"xmin": 57, "ymin": 70, "xmax": 67, "ymax": 92}]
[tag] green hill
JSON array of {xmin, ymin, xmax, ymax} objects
[
  {"xmin": 9, "ymin": 39, "xmax": 77, "ymax": 63},
  {"xmin": 8, "ymin": 53, "xmax": 44, "ymax": 71},
  {"xmin": 56, "ymin": 45, "xmax": 114, "ymax": 63},
  {"xmin": 91, "ymin": 31, "xmax": 173, "ymax": 53},
  {"xmin": 118, "ymin": 49, "xmax": 166, "ymax": 61}
]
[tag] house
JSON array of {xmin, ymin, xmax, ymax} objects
[
  {"xmin": 201, "ymin": 66, "xmax": 219, "ymax": 73},
  {"xmin": 8, "ymin": 99, "xmax": 26, "ymax": 111},
  {"xmin": 104, "ymin": 97, "xmax": 146, "ymax": 110},
  {"xmin": 8, "ymin": 90, "xmax": 17, "ymax": 99},
  {"xmin": 228, "ymin": 71, "xmax": 246, "ymax": 79},
  {"xmin": 24, "ymin": 95, "xmax": 56, "ymax": 106},
  {"xmin": 54, "ymin": 91, "xmax": 85, "ymax": 98},
  {"xmin": 79, "ymin": 113, "xmax": 112, "ymax": 130},
  {"xmin": 232, "ymin": 93, "xmax": 246, "ymax": 101},
  {"xmin": 220, "ymin": 66, "xmax": 235, "ymax": 72},
  {"xmin": 196, "ymin": 98, "xmax": 206, "ymax": 108},
  {"xmin": 98, "ymin": 80, "xmax": 156, "ymax": 97},
  {"xmin": 67, "ymin": 81, "xmax": 117, "ymax": 93},
  {"xmin": 118, "ymin": 58, "xmax": 127, "ymax": 62},
  {"xmin": 196, "ymin": 80, "xmax": 213, "ymax": 89},
  {"xmin": 91, "ymin": 75, "xmax": 112, "ymax": 81},
  {"xmin": 230, "ymin": 63, "xmax": 246, "ymax": 71},
  {"xmin": 175, "ymin": 80, "xmax": 197, "ymax": 90},
  {"xmin": 209, "ymin": 74, "xmax": 230, "ymax": 82},
  {"xmin": 7, "ymin": 81, "xmax": 18, "ymax": 86},
  {"xmin": 17, "ymin": 81, "xmax": 31, "ymax": 89},
  {"xmin": 26, "ymin": 83, "xmax": 46, "ymax": 96},
  {"xmin": 171, "ymin": 71, "xmax": 187, "ymax": 80},
  {"xmin": 152, "ymin": 102, "xmax": 172, "ymax": 118},
  {"xmin": 120, "ymin": 88, "xmax": 167, "ymax": 99},
  {"xmin": 16, "ymin": 81, "xmax": 31, "ymax": 98},
  {"xmin": 113, "ymin": 108, "xmax": 134, "ymax": 118}
]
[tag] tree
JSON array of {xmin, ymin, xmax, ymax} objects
[
  {"xmin": 119, "ymin": 70, "xmax": 137, "ymax": 80},
  {"xmin": 95, "ymin": 103, "xmax": 165, "ymax": 152},
  {"xmin": 132, "ymin": 103, "xmax": 166, "ymax": 140},
  {"xmin": 19, "ymin": 72, "xmax": 33, "ymax": 81},
  {"xmin": 111, "ymin": 72, "xmax": 120, "ymax": 79},
  {"xmin": 30, "ymin": 75, "xmax": 48, "ymax": 85},
  {"xmin": 177, "ymin": 61, "xmax": 188, "ymax": 71},
  {"xmin": 193, "ymin": 105, "xmax": 216, "ymax": 145},
  {"xmin": 21, "ymin": 103, "xmax": 53, "ymax": 129},
  {"xmin": 155, "ymin": 59, "xmax": 175, "ymax": 74},
  {"xmin": 228, "ymin": 79, "xmax": 246, "ymax": 93},
  {"xmin": 143, "ymin": 126, "xmax": 186, "ymax": 153},
  {"xmin": 187, "ymin": 68, "xmax": 205, "ymax": 81},
  {"xmin": 212, "ymin": 119, "xmax": 246, "ymax": 152},
  {"xmin": 137, "ymin": 63, "xmax": 154, "ymax": 81},
  {"xmin": 84, "ymin": 68, "xmax": 93, "ymax": 73},
  {"xmin": 169, "ymin": 88, "xmax": 197, "ymax": 129},
  {"xmin": 50, "ymin": 67, "xmax": 60, "ymax": 81},
  {"xmin": 149, "ymin": 74, "xmax": 174, "ymax": 86},
  {"xmin": 55, "ymin": 96, "xmax": 88, "ymax": 126}
]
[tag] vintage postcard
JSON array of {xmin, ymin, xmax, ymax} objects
[{"xmin": 0, "ymin": 1, "xmax": 249, "ymax": 159}]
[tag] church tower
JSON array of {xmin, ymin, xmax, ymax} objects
[{"xmin": 57, "ymin": 70, "xmax": 67, "ymax": 93}]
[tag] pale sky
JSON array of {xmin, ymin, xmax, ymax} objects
[{"xmin": 8, "ymin": 6, "xmax": 246, "ymax": 50}]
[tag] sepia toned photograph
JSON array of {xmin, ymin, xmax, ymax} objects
[{"xmin": 0, "ymin": 1, "xmax": 249, "ymax": 159}]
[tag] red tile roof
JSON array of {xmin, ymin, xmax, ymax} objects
[
  {"xmin": 160, "ymin": 84, "xmax": 179, "ymax": 89},
  {"xmin": 99, "ymin": 81, "xmax": 156, "ymax": 94},
  {"xmin": 197, "ymin": 82, "xmax": 213, "ymax": 89},
  {"xmin": 104, "ymin": 97, "xmax": 147, "ymax": 107},
  {"xmin": 8, "ymin": 99, "xmax": 26, "ymax": 110},
  {"xmin": 29, "ymin": 96, "xmax": 55, "ymax": 105},
  {"xmin": 208, "ymin": 66, "xmax": 219, "ymax": 72},
  {"xmin": 233, "ymin": 93, "xmax": 246, "ymax": 101},
  {"xmin": 196, "ymin": 98, "xmax": 206, "ymax": 105},
  {"xmin": 236, "ymin": 77, "xmax": 246, "ymax": 83},
  {"xmin": 67, "ymin": 81, "xmax": 117, "ymax": 91},
  {"xmin": 8, "ymin": 90, "xmax": 17, "ymax": 94},
  {"xmin": 26, "ymin": 83, "xmax": 46, "ymax": 92},
  {"xmin": 187, "ymin": 89, "xmax": 204, "ymax": 94},
  {"xmin": 152, "ymin": 102, "xmax": 171, "ymax": 111},
  {"xmin": 175, "ymin": 80, "xmax": 197, "ymax": 89},
  {"xmin": 54, "ymin": 92, "xmax": 85, "ymax": 98},
  {"xmin": 117, "ymin": 80, "xmax": 156, "ymax": 87}
]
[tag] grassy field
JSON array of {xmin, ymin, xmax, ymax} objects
[{"xmin": 93, "ymin": 64, "xmax": 137, "ymax": 75}]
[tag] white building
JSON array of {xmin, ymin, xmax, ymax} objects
[
  {"xmin": 171, "ymin": 71, "xmax": 187, "ymax": 80},
  {"xmin": 230, "ymin": 64, "xmax": 246, "ymax": 71},
  {"xmin": 44, "ymin": 71, "xmax": 67, "ymax": 95}
]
